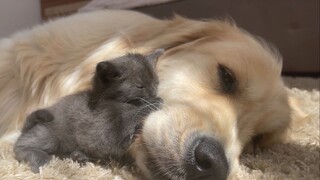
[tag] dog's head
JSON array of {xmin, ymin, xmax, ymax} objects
[{"xmin": 129, "ymin": 18, "xmax": 291, "ymax": 180}]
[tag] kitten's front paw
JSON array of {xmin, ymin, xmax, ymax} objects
[
  {"xmin": 70, "ymin": 150, "xmax": 90, "ymax": 166},
  {"xmin": 28, "ymin": 151, "xmax": 51, "ymax": 173},
  {"xmin": 152, "ymin": 97, "xmax": 163, "ymax": 109}
]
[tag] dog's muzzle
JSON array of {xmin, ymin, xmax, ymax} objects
[{"xmin": 185, "ymin": 137, "xmax": 229, "ymax": 180}]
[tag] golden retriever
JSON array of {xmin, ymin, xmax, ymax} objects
[{"xmin": 0, "ymin": 10, "xmax": 291, "ymax": 179}]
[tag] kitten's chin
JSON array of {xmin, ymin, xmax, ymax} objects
[{"xmin": 126, "ymin": 98, "xmax": 144, "ymax": 106}]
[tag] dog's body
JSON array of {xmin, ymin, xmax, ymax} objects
[{"xmin": 0, "ymin": 10, "xmax": 291, "ymax": 179}]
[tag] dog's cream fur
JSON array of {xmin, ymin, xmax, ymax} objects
[{"xmin": 0, "ymin": 10, "xmax": 291, "ymax": 179}]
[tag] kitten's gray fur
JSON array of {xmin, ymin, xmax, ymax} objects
[{"xmin": 14, "ymin": 49, "xmax": 164, "ymax": 173}]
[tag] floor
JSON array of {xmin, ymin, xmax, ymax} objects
[{"xmin": 284, "ymin": 76, "xmax": 319, "ymax": 90}]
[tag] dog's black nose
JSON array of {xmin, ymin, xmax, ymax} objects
[{"xmin": 185, "ymin": 137, "xmax": 229, "ymax": 180}]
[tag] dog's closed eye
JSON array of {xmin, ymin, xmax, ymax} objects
[{"xmin": 218, "ymin": 64, "xmax": 237, "ymax": 94}]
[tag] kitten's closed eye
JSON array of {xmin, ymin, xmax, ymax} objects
[{"xmin": 135, "ymin": 84, "xmax": 145, "ymax": 89}]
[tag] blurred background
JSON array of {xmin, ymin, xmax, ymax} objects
[
  {"xmin": 0, "ymin": 0, "xmax": 41, "ymax": 38},
  {"xmin": 0, "ymin": 0, "xmax": 319, "ymax": 78}
]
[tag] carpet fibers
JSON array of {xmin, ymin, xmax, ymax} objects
[{"xmin": 0, "ymin": 77, "xmax": 319, "ymax": 180}]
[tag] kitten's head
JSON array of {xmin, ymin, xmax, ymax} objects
[{"xmin": 91, "ymin": 49, "xmax": 164, "ymax": 105}]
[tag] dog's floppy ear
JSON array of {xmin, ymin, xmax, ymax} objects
[
  {"xmin": 146, "ymin": 49, "xmax": 165, "ymax": 68},
  {"xmin": 96, "ymin": 61, "xmax": 121, "ymax": 82}
]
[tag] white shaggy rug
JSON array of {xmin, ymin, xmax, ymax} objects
[{"xmin": 0, "ymin": 77, "xmax": 319, "ymax": 179}]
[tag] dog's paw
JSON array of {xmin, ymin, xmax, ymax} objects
[
  {"xmin": 243, "ymin": 135, "xmax": 263, "ymax": 155},
  {"xmin": 244, "ymin": 130, "xmax": 289, "ymax": 155}
]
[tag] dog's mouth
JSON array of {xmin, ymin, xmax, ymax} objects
[
  {"xmin": 132, "ymin": 132, "xmax": 230, "ymax": 180},
  {"xmin": 129, "ymin": 121, "xmax": 144, "ymax": 143},
  {"xmin": 126, "ymin": 115, "xmax": 143, "ymax": 143}
]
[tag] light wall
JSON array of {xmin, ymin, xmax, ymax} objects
[{"xmin": 0, "ymin": 0, "xmax": 41, "ymax": 38}]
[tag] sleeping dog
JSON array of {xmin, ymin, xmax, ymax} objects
[{"xmin": 0, "ymin": 10, "xmax": 292, "ymax": 179}]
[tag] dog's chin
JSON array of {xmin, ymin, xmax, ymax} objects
[
  {"xmin": 131, "ymin": 140, "xmax": 188, "ymax": 180},
  {"xmin": 132, "ymin": 134, "xmax": 185, "ymax": 180}
]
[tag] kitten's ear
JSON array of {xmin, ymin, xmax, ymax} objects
[
  {"xmin": 96, "ymin": 61, "xmax": 121, "ymax": 81},
  {"xmin": 146, "ymin": 49, "xmax": 165, "ymax": 68}
]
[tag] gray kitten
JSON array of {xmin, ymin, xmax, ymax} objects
[{"xmin": 14, "ymin": 50, "xmax": 164, "ymax": 173}]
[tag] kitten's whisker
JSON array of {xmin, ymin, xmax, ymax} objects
[
  {"xmin": 155, "ymin": 101, "xmax": 168, "ymax": 109},
  {"xmin": 131, "ymin": 103, "xmax": 155, "ymax": 123},
  {"xmin": 136, "ymin": 97, "xmax": 160, "ymax": 111},
  {"xmin": 124, "ymin": 96, "xmax": 138, "ymax": 103}
]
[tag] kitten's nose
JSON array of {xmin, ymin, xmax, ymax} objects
[
  {"xmin": 151, "ymin": 91, "xmax": 157, "ymax": 97},
  {"xmin": 148, "ymin": 87, "xmax": 157, "ymax": 97}
]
